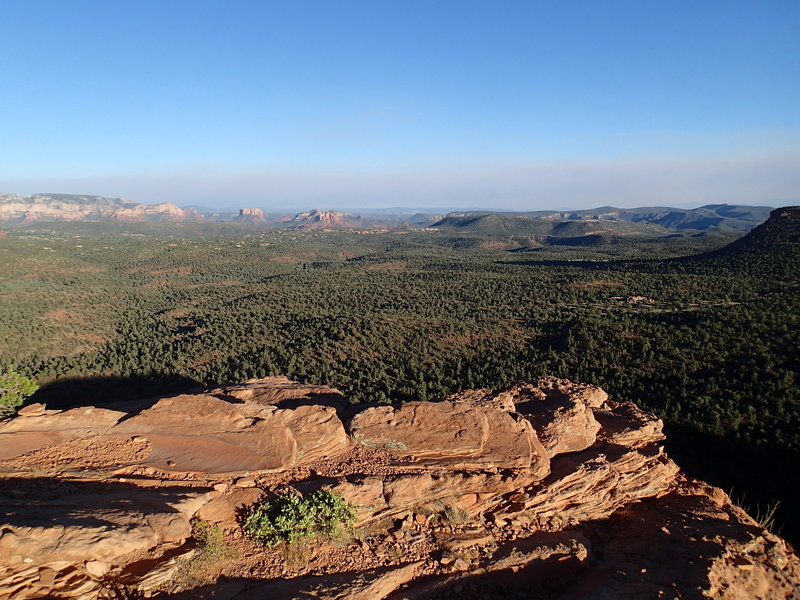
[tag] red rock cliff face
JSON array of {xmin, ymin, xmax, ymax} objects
[
  {"xmin": 0, "ymin": 376, "xmax": 797, "ymax": 599},
  {"xmin": 235, "ymin": 208, "xmax": 266, "ymax": 222},
  {"xmin": 0, "ymin": 193, "xmax": 203, "ymax": 223},
  {"xmin": 288, "ymin": 209, "xmax": 363, "ymax": 229}
]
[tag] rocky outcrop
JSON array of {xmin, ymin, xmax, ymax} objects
[
  {"xmin": 0, "ymin": 382, "xmax": 351, "ymax": 476},
  {"xmin": 348, "ymin": 399, "xmax": 548, "ymax": 475},
  {"xmin": 507, "ymin": 378, "xmax": 606, "ymax": 457},
  {"xmin": 234, "ymin": 208, "xmax": 265, "ymax": 223},
  {"xmin": 288, "ymin": 209, "xmax": 363, "ymax": 230},
  {"xmin": 0, "ymin": 193, "xmax": 203, "ymax": 223},
  {"xmin": 0, "ymin": 405, "xmax": 125, "ymax": 459},
  {"xmin": 0, "ymin": 376, "xmax": 797, "ymax": 599}
]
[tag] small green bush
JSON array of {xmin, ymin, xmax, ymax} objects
[
  {"xmin": 0, "ymin": 368, "xmax": 38, "ymax": 418},
  {"xmin": 192, "ymin": 519, "xmax": 230, "ymax": 557},
  {"xmin": 243, "ymin": 489, "xmax": 356, "ymax": 546}
]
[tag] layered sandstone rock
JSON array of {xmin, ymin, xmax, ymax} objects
[
  {"xmin": 0, "ymin": 376, "xmax": 797, "ymax": 600},
  {"xmin": 0, "ymin": 404, "xmax": 125, "ymax": 460},
  {"xmin": 348, "ymin": 399, "xmax": 548, "ymax": 475},
  {"xmin": 0, "ymin": 193, "xmax": 202, "ymax": 223},
  {"xmin": 0, "ymin": 379, "xmax": 352, "ymax": 476},
  {"xmin": 504, "ymin": 378, "xmax": 605, "ymax": 458},
  {"xmin": 107, "ymin": 393, "xmax": 300, "ymax": 473}
]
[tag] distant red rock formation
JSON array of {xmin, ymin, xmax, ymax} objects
[
  {"xmin": 288, "ymin": 209, "xmax": 363, "ymax": 229},
  {"xmin": 235, "ymin": 207, "xmax": 266, "ymax": 223},
  {"xmin": 0, "ymin": 193, "xmax": 203, "ymax": 223}
]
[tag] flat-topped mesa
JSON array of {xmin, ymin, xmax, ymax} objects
[{"xmin": 234, "ymin": 207, "xmax": 266, "ymax": 223}]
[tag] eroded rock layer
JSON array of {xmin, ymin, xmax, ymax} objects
[{"xmin": 0, "ymin": 376, "xmax": 797, "ymax": 600}]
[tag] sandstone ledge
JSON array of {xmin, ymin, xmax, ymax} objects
[{"xmin": 0, "ymin": 376, "xmax": 797, "ymax": 599}]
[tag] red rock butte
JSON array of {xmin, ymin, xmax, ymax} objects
[{"xmin": 0, "ymin": 376, "xmax": 798, "ymax": 599}]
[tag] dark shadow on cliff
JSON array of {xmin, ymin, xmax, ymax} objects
[
  {"xmin": 500, "ymin": 258, "xmax": 623, "ymax": 271},
  {"xmin": 148, "ymin": 492, "xmax": 768, "ymax": 600},
  {"xmin": 663, "ymin": 422, "xmax": 800, "ymax": 547},
  {"xmin": 0, "ymin": 476, "xmax": 208, "ymax": 530},
  {"xmin": 496, "ymin": 252, "xmax": 731, "ymax": 275},
  {"xmin": 28, "ymin": 373, "xmax": 204, "ymax": 411}
]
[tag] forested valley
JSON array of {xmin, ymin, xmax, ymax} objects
[{"xmin": 1, "ymin": 208, "xmax": 798, "ymax": 541}]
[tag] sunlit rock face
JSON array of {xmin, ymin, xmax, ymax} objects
[
  {"xmin": 0, "ymin": 193, "xmax": 203, "ymax": 223},
  {"xmin": 1, "ymin": 376, "xmax": 798, "ymax": 599}
]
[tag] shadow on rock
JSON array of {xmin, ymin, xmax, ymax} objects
[
  {"xmin": 0, "ymin": 476, "xmax": 209, "ymax": 531},
  {"xmin": 29, "ymin": 374, "xmax": 204, "ymax": 412}
]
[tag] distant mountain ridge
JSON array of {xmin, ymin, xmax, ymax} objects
[
  {"xmin": 433, "ymin": 204, "xmax": 773, "ymax": 234},
  {"xmin": 0, "ymin": 193, "xmax": 202, "ymax": 223},
  {"xmin": 0, "ymin": 195, "xmax": 775, "ymax": 233}
]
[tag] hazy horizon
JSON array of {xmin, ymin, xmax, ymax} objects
[
  {"xmin": 2, "ymin": 1, "xmax": 798, "ymax": 212},
  {"xmin": 1, "ymin": 151, "xmax": 795, "ymax": 214}
]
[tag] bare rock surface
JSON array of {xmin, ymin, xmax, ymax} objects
[
  {"xmin": 593, "ymin": 400, "xmax": 666, "ymax": 447},
  {"xmin": 0, "ymin": 406, "xmax": 124, "ymax": 461},
  {"xmin": 349, "ymin": 398, "xmax": 549, "ymax": 475},
  {"xmin": 0, "ymin": 376, "xmax": 798, "ymax": 600},
  {"xmin": 214, "ymin": 376, "xmax": 348, "ymax": 408},
  {"xmin": 224, "ymin": 561, "xmax": 425, "ymax": 600},
  {"xmin": 509, "ymin": 378, "xmax": 604, "ymax": 458},
  {"xmin": 108, "ymin": 393, "xmax": 299, "ymax": 473},
  {"xmin": 506, "ymin": 443, "xmax": 681, "ymax": 527},
  {"xmin": 566, "ymin": 481, "xmax": 800, "ymax": 600},
  {"xmin": 349, "ymin": 401, "xmax": 490, "ymax": 459},
  {"xmin": 0, "ymin": 480, "xmax": 214, "ymax": 564},
  {"xmin": 276, "ymin": 404, "xmax": 350, "ymax": 466},
  {"xmin": 0, "ymin": 379, "xmax": 353, "ymax": 475}
]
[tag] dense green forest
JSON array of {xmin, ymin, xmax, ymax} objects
[{"xmin": 0, "ymin": 209, "xmax": 798, "ymax": 540}]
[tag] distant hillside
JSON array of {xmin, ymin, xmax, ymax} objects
[
  {"xmin": 676, "ymin": 206, "xmax": 800, "ymax": 278},
  {"xmin": 433, "ymin": 204, "xmax": 773, "ymax": 236},
  {"xmin": 0, "ymin": 193, "xmax": 202, "ymax": 223},
  {"xmin": 432, "ymin": 212, "xmax": 668, "ymax": 239},
  {"xmin": 627, "ymin": 204, "xmax": 774, "ymax": 231},
  {"xmin": 432, "ymin": 213, "xmax": 554, "ymax": 235}
]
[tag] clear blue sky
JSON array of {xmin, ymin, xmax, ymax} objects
[{"xmin": 1, "ymin": 0, "xmax": 798, "ymax": 210}]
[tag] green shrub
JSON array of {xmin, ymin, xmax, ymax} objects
[
  {"xmin": 192, "ymin": 519, "xmax": 229, "ymax": 557},
  {"xmin": 243, "ymin": 489, "xmax": 356, "ymax": 546},
  {"xmin": 0, "ymin": 368, "xmax": 38, "ymax": 418}
]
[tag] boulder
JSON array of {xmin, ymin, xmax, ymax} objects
[
  {"xmin": 16, "ymin": 403, "xmax": 47, "ymax": 417},
  {"xmin": 510, "ymin": 379, "xmax": 603, "ymax": 457},
  {"xmin": 594, "ymin": 400, "xmax": 666, "ymax": 447},
  {"xmin": 331, "ymin": 476, "xmax": 388, "ymax": 516},
  {"xmin": 195, "ymin": 487, "xmax": 264, "ymax": 526},
  {"xmin": 276, "ymin": 404, "xmax": 350, "ymax": 466}
]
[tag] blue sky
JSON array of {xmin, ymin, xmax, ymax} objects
[{"xmin": 1, "ymin": 0, "xmax": 798, "ymax": 210}]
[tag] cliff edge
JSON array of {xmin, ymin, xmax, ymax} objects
[{"xmin": 0, "ymin": 377, "xmax": 797, "ymax": 599}]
